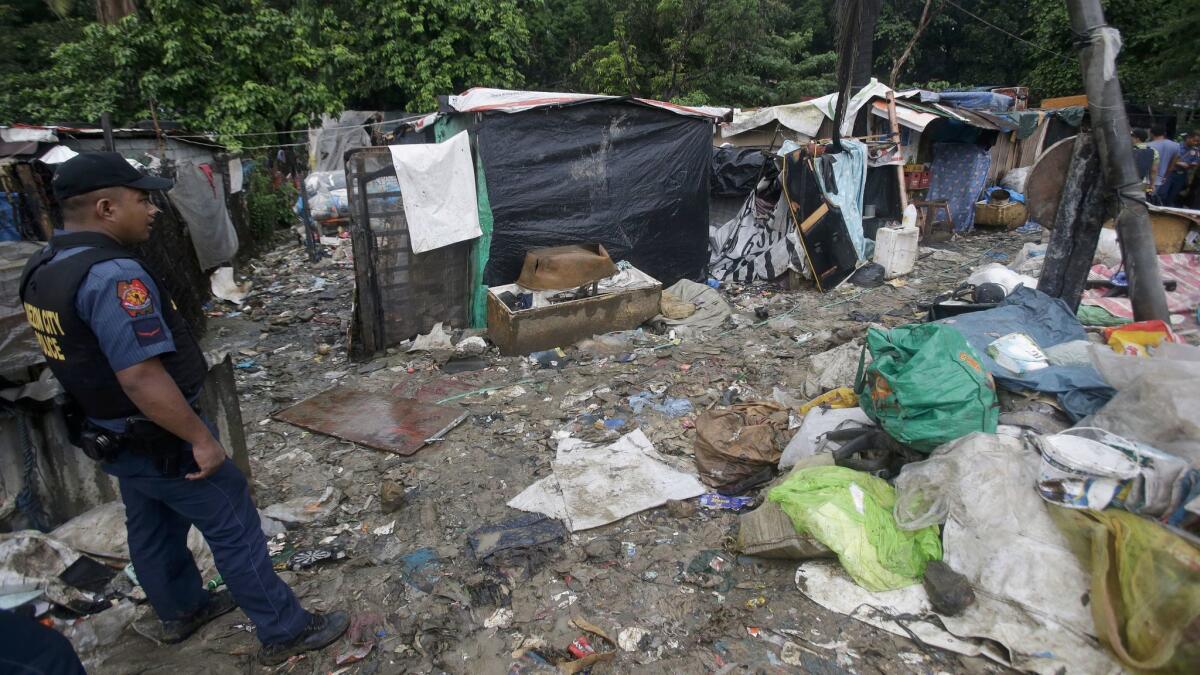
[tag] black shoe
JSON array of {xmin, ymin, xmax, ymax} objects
[
  {"xmin": 154, "ymin": 589, "xmax": 238, "ymax": 644},
  {"xmin": 258, "ymin": 610, "xmax": 350, "ymax": 666}
]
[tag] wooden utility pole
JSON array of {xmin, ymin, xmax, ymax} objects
[
  {"xmin": 1065, "ymin": 0, "xmax": 1168, "ymax": 321},
  {"xmin": 886, "ymin": 91, "xmax": 908, "ymax": 210}
]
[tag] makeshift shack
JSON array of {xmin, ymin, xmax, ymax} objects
[
  {"xmin": 0, "ymin": 124, "xmax": 254, "ymax": 326},
  {"xmin": 347, "ymin": 89, "xmax": 724, "ymax": 357},
  {"xmin": 0, "ymin": 126, "xmax": 253, "ymax": 531},
  {"xmin": 709, "ymin": 82, "xmax": 1049, "ymax": 288}
]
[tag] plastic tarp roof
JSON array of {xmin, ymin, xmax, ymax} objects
[
  {"xmin": 868, "ymin": 100, "xmax": 1016, "ymax": 133},
  {"xmin": 445, "ymin": 87, "xmax": 728, "ymax": 121},
  {"xmin": 725, "ymin": 79, "xmax": 893, "ymax": 139},
  {"xmin": 870, "ymin": 100, "xmax": 940, "ymax": 132},
  {"xmin": 932, "ymin": 91, "xmax": 1014, "ymax": 111}
]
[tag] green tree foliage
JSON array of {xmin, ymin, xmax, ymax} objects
[
  {"xmin": 535, "ymin": 0, "xmax": 836, "ymax": 105},
  {"xmin": 0, "ymin": 1, "xmax": 90, "ymax": 120},
  {"xmin": 1, "ymin": 0, "xmax": 1198, "ymax": 137},
  {"xmin": 0, "ymin": 0, "xmax": 528, "ymax": 141}
]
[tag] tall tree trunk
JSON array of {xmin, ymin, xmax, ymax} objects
[
  {"xmin": 95, "ymin": 0, "xmax": 137, "ymax": 25},
  {"xmin": 890, "ymin": 0, "xmax": 944, "ymax": 88},
  {"xmin": 851, "ymin": 0, "xmax": 882, "ymax": 90},
  {"xmin": 837, "ymin": 0, "xmax": 881, "ymax": 136}
]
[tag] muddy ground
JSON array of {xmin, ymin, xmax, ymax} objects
[{"xmin": 90, "ymin": 227, "xmax": 1038, "ymax": 674}]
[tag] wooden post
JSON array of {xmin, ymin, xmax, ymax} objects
[
  {"xmin": 1036, "ymin": 134, "xmax": 1105, "ymax": 310},
  {"xmin": 887, "ymin": 91, "xmax": 909, "ymax": 211},
  {"xmin": 100, "ymin": 112, "xmax": 115, "ymax": 152},
  {"xmin": 289, "ymin": 148, "xmax": 320, "ymax": 262},
  {"xmin": 1065, "ymin": 0, "xmax": 1168, "ymax": 321}
]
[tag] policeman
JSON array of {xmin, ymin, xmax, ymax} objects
[{"xmin": 18, "ymin": 152, "xmax": 349, "ymax": 665}]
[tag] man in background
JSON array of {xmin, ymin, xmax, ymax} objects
[
  {"xmin": 1170, "ymin": 131, "xmax": 1200, "ymax": 206},
  {"xmin": 1148, "ymin": 124, "xmax": 1181, "ymax": 204},
  {"xmin": 1131, "ymin": 128, "xmax": 1159, "ymax": 197}
]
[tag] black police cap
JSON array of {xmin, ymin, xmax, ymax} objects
[{"xmin": 52, "ymin": 151, "xmax": 174, "ymax": 201}]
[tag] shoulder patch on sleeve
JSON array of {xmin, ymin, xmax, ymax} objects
[
  {"xmin": 117, "ymin": 279, "xmax": 155, "ymax": 317},
  {"xmin": 131, "ymin": 316, "xmax": 167, "ymax": 346}
]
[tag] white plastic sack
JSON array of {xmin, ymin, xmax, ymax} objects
[
  {"xmin": 801, "ymin": 340, "xmax": 868, "ymax": 398},
  {"xmin": 1000, "ymin": 166, "xmax": 1031, "ymax": 194},
  {"xmin": 387, "ymin": 131, "xmax": 482, "ymax": 253},
  {"xmin": 1094, "ymin": 227, "xmax": 1122, "ymax": 268}
]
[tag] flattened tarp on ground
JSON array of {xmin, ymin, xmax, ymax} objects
[
  {"xmin": 474, "ymin": 101, "xmax": 713, "ymax": 287},
  {"xmin": 936, "ymin": 286, "xmax": 1115, "ymax": 420}
]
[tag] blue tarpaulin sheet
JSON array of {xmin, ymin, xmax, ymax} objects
[
  {"xmin": 815, "ymin": 139, "xmax": 868, "ymax": 261},
  {"xmin": 935, "ymin": 91, "xmax": 1014, "ymax": 111},
  {"xmin": 936, "ymin": 286, "xmax": 1116, "ymax": 420}
]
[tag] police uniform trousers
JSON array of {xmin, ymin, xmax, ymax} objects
[{"xmin": 102, "ymin": 434, "xmax": 309, "ymax": 645}]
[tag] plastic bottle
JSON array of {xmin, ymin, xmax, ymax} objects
[{"xmin": 901, "ymin": 203, "xmax": 918, "ymax": 229}]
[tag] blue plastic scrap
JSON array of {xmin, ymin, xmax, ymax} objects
[{"xmin": 936, "ymin": 286, "xmax": 1115, "ymax": 420}]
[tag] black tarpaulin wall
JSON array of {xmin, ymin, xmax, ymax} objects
[{"xmin": 473, "ymin": 101, "xmax": 712, "ymax": 286}]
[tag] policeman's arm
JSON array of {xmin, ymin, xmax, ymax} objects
[{"xmin": 116, "ymin": 358, "xmax": 227, "ymax": 480}]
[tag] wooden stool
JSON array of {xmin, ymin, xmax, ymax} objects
[{"xmin": 912, "ymin": 199, "xmax": 954, "ymax": 241}]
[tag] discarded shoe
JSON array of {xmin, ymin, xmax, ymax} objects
[
  {"xmin": 259, "ymin": 610, "xmax": 350, "ymax": 666},
  {"xmin": 150, "ymin": 589, "xmax": 238, "ymax": 644}
]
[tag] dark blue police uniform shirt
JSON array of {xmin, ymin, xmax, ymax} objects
[{"xmin": 47, "ymin": 247, "xmax": 178, "ymax": 432}]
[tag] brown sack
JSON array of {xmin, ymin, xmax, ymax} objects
[{"xmin": 694, "ymin": 401, "xmax": 789, "ymax": 488}]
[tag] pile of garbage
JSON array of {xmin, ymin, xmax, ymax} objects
[{"xmin": 6, "ymin": 225, "xmax": 1199, "ymax": 673}]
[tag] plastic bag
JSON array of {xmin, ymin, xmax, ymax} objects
[
  {"xmin": 1043, "ymin": 339, "xmax": 1092, "ymax": 367},
  {"xmin": 1103, "ymin": 319, "xmax": 1181, "ymax": 356},
  {"xmin": 768, "ymin": 465, "xmax": 941, "ymax": 592},
  {"xmin": 1051, "ymin": 507, "xmax": 1200, "ymax": 672},
  {"xmin": 1084, "ymin": 343, "xmax": 1200, "ymax": 466},
  {"xmin": 857, "ymin": 324, "xmax": 999, "ymax": 452},
  {"xmin": 803, "ymin": 340, "xmax": 869, "ymax": 399},
  {"xmin": 965, "ymin": 262, "xmax": 1038, "ymax": 295},
  {"xmin": 1000, "ymin": 166, "xmax": 1030, "ymax": 194},
  {"xmin": 893, "ymin": 432, "xmax": 1034, "ymax": 530},
  {"xmin": 693, "ymin": 402, "xmax": 789, "ymax": 488}
]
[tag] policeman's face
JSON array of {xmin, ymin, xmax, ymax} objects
[{"xmin": 103, "ymin": 187, "xmax": 160, "ymax": 243}]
